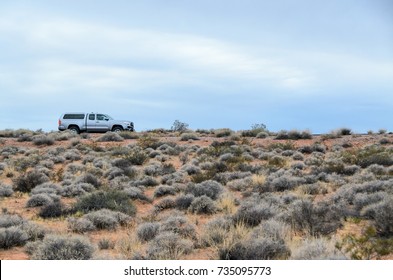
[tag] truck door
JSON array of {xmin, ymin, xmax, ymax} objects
[
  {"xmin": 86, "ymin": 114, "xmax": 98, "ymax": 131},
  {"xmin": 95, "ymin": 114, "xmax": 111, "ymax": 131}
]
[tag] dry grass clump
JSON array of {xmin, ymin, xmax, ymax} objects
[
  {"xmin": 0, "ymin": 214, "xmax": 46, "ymax": 249},
  {"xmin": 83, "ymin": 209, "xmax": 131, "ymax": 230},
  {"xmin": 67, "ymin": 217, "xmax": 96, "ymax": 233},
  {"xmin": 124, "ymin": 148, "xmax": 148, "ymax": 165},
  {"xmin": 147, "ymin": 232, "xmax": 193, "ymax": 259},
  {"xmin": 137, "ymin": 222, "xmax": 160, "ymax": 242},
  {"xmin": 26, "ymin": 234, "xmax": 94, "ymax": 260},
  {"xmin": 186, "ymin": 180, "xmax": 223, "ymax": 200},
  {"xmin": 159, "ymin": 214, "xmax": 197, "ymax": 240},
  {"xmin": 117, "ymin": 234, "xmax": 144, "ymax": 259},
  {"xmin": 291, "ymin": 238, "xmax": 345, "ymax": 260},
  {"xmin": 154, "ymin": 197, "xmax": 176, "ymax": 212},
  {"xmin": 287, "ymin": 199, "xmax": 343, "ymax": 236},
  {"xmin": 180, "ymin": 133, "xmax": 200, "ymax": 141},
  {"xmin": 189, "ymin": 195, "xmax": 218, "ymax": 214},
  {"xmin": 213, "ymin": 128, "xmax": 233, "ymax": 138},
  {"xmin": 217, "ymin": 193, "xmax": 238, "ymax": 215},
  {"xmin": 39, "ymin": 201, "xmax": 67, "ymax": 218},
  {"xmin": 61, "ymin": 182, "xmax": 96, "ymax": 197},
  {"xmin": 26, "ymin": 193, "xmax": 60, "ymax": 208},
  {"xmin": 32, "ymin": 134, "xmax": 55, "ymax": 146},
  {"xmin": 174, "ymin": 194, "xmax": 195, "ymax": 210},
  {"xmin": 96, "ymin": 132, "xmax": 124, "ymax": 142},
  {"xmin": 219, "ymin": 237, "xmax": 290, "ymax": 260},
  {"xmin": 0, "ymin": 129, "xmax": 39, "ymax": 138},
  {"xmin": 275, "ymin": 129, "xmax": 312, "ymax": 140},
  {"xmin": 0, "ymin": 183, "xmax": 13, "ymax": 197},
  {"xmin": 154, "ymin": 185, "xmax": 178, "ymax": 198}
]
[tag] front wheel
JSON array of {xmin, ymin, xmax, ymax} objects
[{"xmin": 112, "ymin": 126, "xmax": 123, "ymax": 133}]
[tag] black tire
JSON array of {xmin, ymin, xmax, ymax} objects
[
  {"xmin": 68, "ymin": 126, "xmax": 80, "ymax": 134},
  {"xmin": 112, "ymin": 126, "xmax": 123, "ymax": 133}
]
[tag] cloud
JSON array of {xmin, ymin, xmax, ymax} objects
[
  {"xmin": 0, "ymin": 11, "xmax": 316, "ymax": 95},
  {"xmin": 0, "ymin": 4, "xmax": 392, "ymax": 132},
  {"xmin": 1, "ymin": 9, "xmax": 391, "ymax": 107}
]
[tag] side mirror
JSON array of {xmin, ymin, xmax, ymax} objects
[{"xmin": 104, "ymin": 118, "xmax": 109, "ymax": 121}]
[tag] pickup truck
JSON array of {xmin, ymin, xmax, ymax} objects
[{"xmin": 58, "ymin": 113, "xmax": 134, "ymax": 134}]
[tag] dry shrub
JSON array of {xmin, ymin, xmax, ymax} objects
[
  {"xmin": 147, "ymin": 232, "xmax": 193, "ymax": 260},
  {"xmin": 27, "ymin": 234, "xmax": 94, "ymax": 260},
  {"xmin": 137, "ymin": 222, "xmax": 160, "ymax": 242},
  {"xmin": 117, "ymin": 234, "xmax": 143, "ymax": 259}
]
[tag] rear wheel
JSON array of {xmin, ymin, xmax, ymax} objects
[
  {"xmin": 112, "ymin": 126, "xmax": 123, "ymax": 133},
  {"xmin": 68, "ymin": 126, "xmax": 80, "ymax": 134}
]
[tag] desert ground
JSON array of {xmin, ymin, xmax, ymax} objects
[{"xmin": 0, "ymin": 128, "xmax": 392, "ymax": 260}]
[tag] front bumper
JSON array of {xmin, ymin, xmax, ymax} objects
[{"xmin": 125, "ymin": 122, "xmax": 134, "ymax": 131}]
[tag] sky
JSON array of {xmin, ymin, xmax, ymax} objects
[{"xmin": 0, "ymin": 0, "xmax": 392, "ymax": 133}]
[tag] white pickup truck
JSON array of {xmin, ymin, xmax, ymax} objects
[{"xmin": 58, "ymin": 113, "xmax": 134, "ymax": 134}]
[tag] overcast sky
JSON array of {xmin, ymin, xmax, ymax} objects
[{"xmin": 0, "ymin": 0, "xmax": 392, "ymax": 133}]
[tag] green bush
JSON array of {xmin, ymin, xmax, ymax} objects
[
  {"xmin": 13, "ymin": 170, "xmax": 50, "ymax": 193},
  {"xmin": 74, "ymin": 190, "xmax": 136, "ymax": 216},
  {"xmin": 241, "ymin": 123, "xmax": 268, "ymax": 137},
  {"xmin": 124, "ymin": 148, "xmax": 148, "ymax": 165},
  {"xmin": 338, "ymin": 226, "xmax": 393, "ymax": 259},
  {"xmin": 175, "ymin": 194, "xmax": 195, "ymax": 210},
  {"xmin": 342, "ymin": 145, "xmax": 393, "ymax": 168},
  {"xmin": 275, "ymin": 130, "xmax": 312, "ymax": 140},
  {"xmin": 214, "ymin": 128, "xmax": 233, "ymax": 138},
  {"xmin": 39, "ymin": 201, "xmax": 66, "ymax": 219},
  {"xmin": 189, "ymin": 195, "xmax": 217, "ymax": 214}
]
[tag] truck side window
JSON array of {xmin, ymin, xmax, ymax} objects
[
  {"xmin": 89, "ymin": 114, "xmax": 95, "ymax": 120},
  {"xmin": 97, "ymin": 114, "xmax": 105, "ymax": 121}
]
